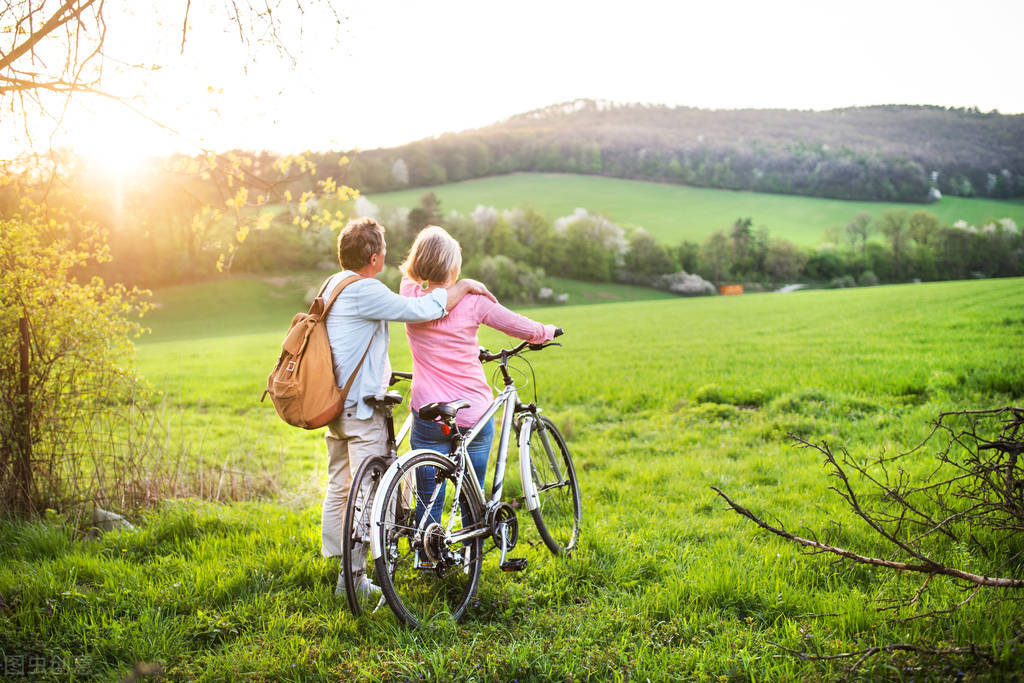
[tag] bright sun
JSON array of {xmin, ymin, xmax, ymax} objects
[{"xmin": 64, "ymin": 104, "xmax": 170, "ymax": 179}]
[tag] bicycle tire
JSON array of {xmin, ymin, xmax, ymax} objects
[
  {"xmin": 341, "ymin": 454, "xmax": 389, "ymax": 616},
  {"xmin": 372, "ymin": 450, "xmax": 483, "ymax": 628},
  {"xmin": 525, "ymin": 416, "xmax": 581, "ymax": 554}
]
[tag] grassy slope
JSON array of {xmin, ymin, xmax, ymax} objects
[
  {"xmin": 142, "ymin": 272, "xmax": 676, "ymax": 343},
  {"xmin": 2, "ymin": 278, "xmax": 1023, "ymax": 679},
  {"xmin": 367, "ymin": 172, "xmax": 1024, "ymax": 246},
  {"xmin": 542, "ymin": 276, "xmax": 675, "ymax": 305}
]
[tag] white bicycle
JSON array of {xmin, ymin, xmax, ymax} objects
[{"xmin": 368, "ymin": 331, "xmax": 581, "ymax": 627}]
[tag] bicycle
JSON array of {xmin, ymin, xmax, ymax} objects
[
  {"xmin": 368, "ymin": 331, "xmax": 582, "ymax": 628},
  {"xmin": 340, "ymin": 370, "xmax": 413, "ymax": 617}
]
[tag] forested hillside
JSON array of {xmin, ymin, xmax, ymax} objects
[{"xmin": 338, "ymin": 100, "xmax": 1024, "ymax": 202}]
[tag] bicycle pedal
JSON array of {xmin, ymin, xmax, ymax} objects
[{"xmin": 500, "ymin": 558, "xmax": 528, "ymax": 572}]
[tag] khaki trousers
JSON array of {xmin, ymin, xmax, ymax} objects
[{"xmin": 321, "ymin": 408, "xmax": 386, "ymax": 560}]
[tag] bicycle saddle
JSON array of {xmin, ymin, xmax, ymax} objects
[
  {"xmin": 364, "ymin": 391, "xmax": 404, "ymax": 409},
  {"xmin": 418, "ymin": 399, "xmax": 470, "ymax": 421}
]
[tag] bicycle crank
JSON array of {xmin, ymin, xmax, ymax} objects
[
  {"xmin": 487, "ymin": 503, "xmax": 527, "ymax": 572},
  {"xmin": 486, "ymin": 502, "xmax": 519, "ymax": 549}
]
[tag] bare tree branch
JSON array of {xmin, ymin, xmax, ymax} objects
[
  {"xmin": 768, "ymin": 639, "xmax": 992, "ymax": 663},
  {"xmin": 2, "ymin": 1, "xmax": 346, "ymax": 151},
  {"xmin": 712, "ymin": 407, "xmax": 1024, "ymax": 675},
  {"xmin": 711, "ymin": 485, "xmax": 1024, "ymax": 588},
  {"xmin": 0, "ymin": 0, "xmax": 97, "ymax": 73},
  {"xmin": 180, "ymin": 0, "xmax": 191, "ymax": 55},
  {"xmin": 893, "ymin": 585, "xmax": 980, "ymax": 623}
]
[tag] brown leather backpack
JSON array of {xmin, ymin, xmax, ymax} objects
[{"xmin": 262, "ymin": 274, "xmax": 370, "ymax": 429}]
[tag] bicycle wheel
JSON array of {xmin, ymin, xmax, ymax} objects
[
  {"xmin": 342, "ymin": 455, "xmax": 389, "ymax": 616},
  {"xmin": 525, "ymin": 416, "xmax": 581, "ymax": 554},
  {"xmin": 372, "ymin": 451, "xmax": 483, "ymax": 628}
]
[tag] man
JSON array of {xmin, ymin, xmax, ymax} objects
[{"xmin": 320, "ymin": 217, "xmax": 491, "ymax": 600}]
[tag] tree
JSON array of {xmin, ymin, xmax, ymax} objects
[
  {"xmin": 1, "ymin": 199, "xmax": 147, "ymax": 516},
  {"xmin": 624, "ymin": 227, "xmax": 674, "ymax": 279},
  {"xmin": 844, "ymin": 211, "xmax": 874, "ymax": 256},
  {"xmin": 2, "ymin": 2, "xmax": 358, "ymax": 276},
  {"xmin": 391, "ymin": 158, "xmax": 410, "ymax": 187},
  {"xmin": 1, "ymin": 0, "xmax": 108, "ymax": 121},
  {"xmin": 698, "ymin": 231, "xmax": 733, "ymax": 286},
  {"xmin": 464, "ymin": 254, "xmax": 542, "ymax": 303},
  {"xmin": 878, "ymin": 209, "xmax": 909, "ymax": 280},
  {"xmin": 407, "ymin": 192, "xmax": 442, "ymax": 232},
  {"xmin": 553, "ymin": 209, "xmax": 626, "ymax": 282},
  {"xmin": 509, "ymin": 207, "xmax": 556, "ymax": 260},
  {"xmin": 730, "ymin": 217, "xmax": 754, "ymax": 273},
  {"xmin": 444, "ymin": 209, "xmax": 488, "ymax": 264},
  {"xmin": 676, "ymin": 240, "xmax": 699, "ymax": 273},
  {"xmin": 2, "ymin": 1, "xmax": 345, "ymax": 146},
  {"xmin": 488, "ymin": 214, "xmax": 529, "ymax": 263},
  {"xmin": 907, "ymin": 210, "xmax": 941, "ymax": 247},
  {"xmin": 763, "ymin": 239, "xmax": 807, "ymax": 286},
  {"xmin": 1, "ymin": 2, "xmax": 354, "ymax": 517}
]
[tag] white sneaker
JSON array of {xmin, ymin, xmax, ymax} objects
[
  {"xmin": 355, "ymin": 576, "xmax": 381, "ymax": 599},
  {"xmin": 333, "ymin": 569, "xmax": 346, "ymax": 599}
]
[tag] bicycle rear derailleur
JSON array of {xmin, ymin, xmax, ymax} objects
[{"xmin": 420, "ymin": 523, "xmax": 460, "ymax": 569}]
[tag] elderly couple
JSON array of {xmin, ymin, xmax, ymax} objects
[{"xmin": 320, "ymin": 217, "xmax": 557, "ymax": 600}]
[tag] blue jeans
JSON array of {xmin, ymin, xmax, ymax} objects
[{"xmin": 411, "ymin": 412, "xmax": 494, "ymax": 527}]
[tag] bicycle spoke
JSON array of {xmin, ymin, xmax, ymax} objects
[
  {"xmin": 342, "ymin": 456, "xmax": 389, "ymax": 616},
  {"xmin": 524, "ymin": 417, "xmax": 581, "ymax": 554},
  {"xmin": 373, "ymin": 452, "xmax": 482, "ymax": 627}
]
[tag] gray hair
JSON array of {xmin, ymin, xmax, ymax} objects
[{"xmin": 400, "ymin": 225, "xmax": 462, "ymax": 284}]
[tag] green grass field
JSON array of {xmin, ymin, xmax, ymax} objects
[
  {"xmin": 2, "ymin": 277, "xmax": 1023, "ymax": 679},
  {"xmin": 142, "ymin": 272, "xmax": 676, "ymax": 344},
  {"xmin": 368, "ymin": 173, "xmax": 1024, "ymax": 246}
]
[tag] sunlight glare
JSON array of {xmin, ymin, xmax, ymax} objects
[
  {"xmin": 64, "ymin": 103, "xmax": 171, "ymax": 181},
  {"xmin": 74, "ymin": 131, "xmax": 152, "ymax": 181}
]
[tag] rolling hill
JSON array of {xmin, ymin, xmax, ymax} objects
[{"xmin": 367, "ymin": 172, "xmax": 1024, "ymax": 246}]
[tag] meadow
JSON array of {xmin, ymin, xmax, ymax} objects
[
  {"xmin": 2, "ymin": 276, "xmax": 1023, "ymax": 680},
  {"xmin": 368, "ymin": 173, "xmax": 1024, "ymax": 246}
]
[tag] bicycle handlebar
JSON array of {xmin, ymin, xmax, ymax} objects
[{"xmin": 478, "ymin": 328, "xmax": 564, "ymax": 363}]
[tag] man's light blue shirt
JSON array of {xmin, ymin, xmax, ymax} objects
[{"xmin": 323, "ymin": 271, "xmax": 447, "ymax": 420}]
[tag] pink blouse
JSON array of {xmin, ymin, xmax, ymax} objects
[{"xmin": 400, "ymin": 277, "xmax": 556, "ymax": 427}]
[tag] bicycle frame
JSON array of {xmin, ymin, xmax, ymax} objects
[
  {"xmin": 369, "ymin": 383, "xmax": 547, "ymax": 560},
  {"xmin": 393, "ymin": 412, "xmax": 413, "ymax": 454}
]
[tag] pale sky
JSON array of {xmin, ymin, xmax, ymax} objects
[{"xmin": 8, "ymin": 0, "xmax": 1023, "ymax": 168}]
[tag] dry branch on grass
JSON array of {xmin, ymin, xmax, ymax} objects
[
  {"xmin": 768, "ymin": 639, "xmax": 994, "ymax": 682},
  {"xmin": 713, "ymin": 407, "xmax": 1024, "ymax": 672}
]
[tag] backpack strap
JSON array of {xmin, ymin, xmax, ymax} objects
[
  {"xmin": 322, "ymin": 273, "xmax": 363, "ymax": 315},
  {"xmin": 307, "ymin": 275, "xmax": 334, "ymax": 314},
  {"xmin": 321, "ymin": 272, "xmax": 373, "ymax": 403},
  {"xmin": 340, "ymin": 337, "xmax": 374, "ymax": 400},
  {"xmin": 314, "ymin": 275, "xmax": 334, "ymax": 298}
]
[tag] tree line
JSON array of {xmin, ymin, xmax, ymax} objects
[
  {"xmin": 2, "ymin": 151, "xmax": 1019, "ymax": 297},
  {"xmin": 332, "ymin": 100, "xmax": 1024, "ymax": 203},
  {"xmin": 358, "ymin": 193, "xmax": 1023, "ymax": 301}
]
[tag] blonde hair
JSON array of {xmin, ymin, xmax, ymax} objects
[{"xmin": 400, "ymin": 225, "xmax": 462, "ymax": 285}]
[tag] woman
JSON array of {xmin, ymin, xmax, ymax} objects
[{"xmin": 400, "ymin": 226, "xmax": 556, "ymax": 526}]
